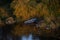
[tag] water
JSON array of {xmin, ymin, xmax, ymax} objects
[
  {"xmin": 0, "ymin": 28, "xmax": 3, "ymax": 40},
  {"xmin": 21, "ymin": 34, "xmax": 40, "ymax": 40},
  {"xmin": 0, "ymin": 28, "xmax": 58, "ymax": 40},
  {"xmin": 7, "ymin": 35, "xmax": 13, "ymax": 40},
  {"xmin": 21, "ymin": 34, "xmax": 33, "ymax": 40}
]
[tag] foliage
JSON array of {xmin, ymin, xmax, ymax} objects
[{"xmin": 0, "ymin": 0, "xmax": 60, "ymax": 37}]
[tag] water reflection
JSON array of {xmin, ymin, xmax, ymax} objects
[
  {"xmin": 21, "ymin": 34, "xmax": 33, "ymax": 40},
  {"xmin": 0, "ymin": 32, "xmax": 59, "ymax": 40},
  {"xmin": 21, "ymin": 34, "xmax": 40, "ymax": 40},
  {"xmin": 0, "ymin": 28, "xmax": 58, "ymax": 40},
  {"xmin": 7, "ymin": 35, "xmax": 13, "ymax": 40},
  {"xmin": 0, "ymin": 28, "xmax": 3, "ymax": 40},
  {"xmin": 0, "ymin": 29, "xmax": 41, "ymax": 40}
]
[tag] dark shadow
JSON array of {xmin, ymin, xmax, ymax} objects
[
  {"xmin": 0, "ymin": 0, "xmax": 13, "ymax": 6},
  {"xmin": 36, "ymin": 0, "xmax": 42, "ymax": 3}
]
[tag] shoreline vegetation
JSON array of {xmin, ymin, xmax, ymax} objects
[{"xmin": 0, "ymin": 0, "xmax": 60, "ymax": 39}]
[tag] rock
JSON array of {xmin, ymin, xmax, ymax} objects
[
  {"xmin": 24, "ymin": 18, "xmax": 38, "ymax": 24},
  {"xmin": 5, "ymin": 17, "xmax": 16, "ymax": 24}
]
